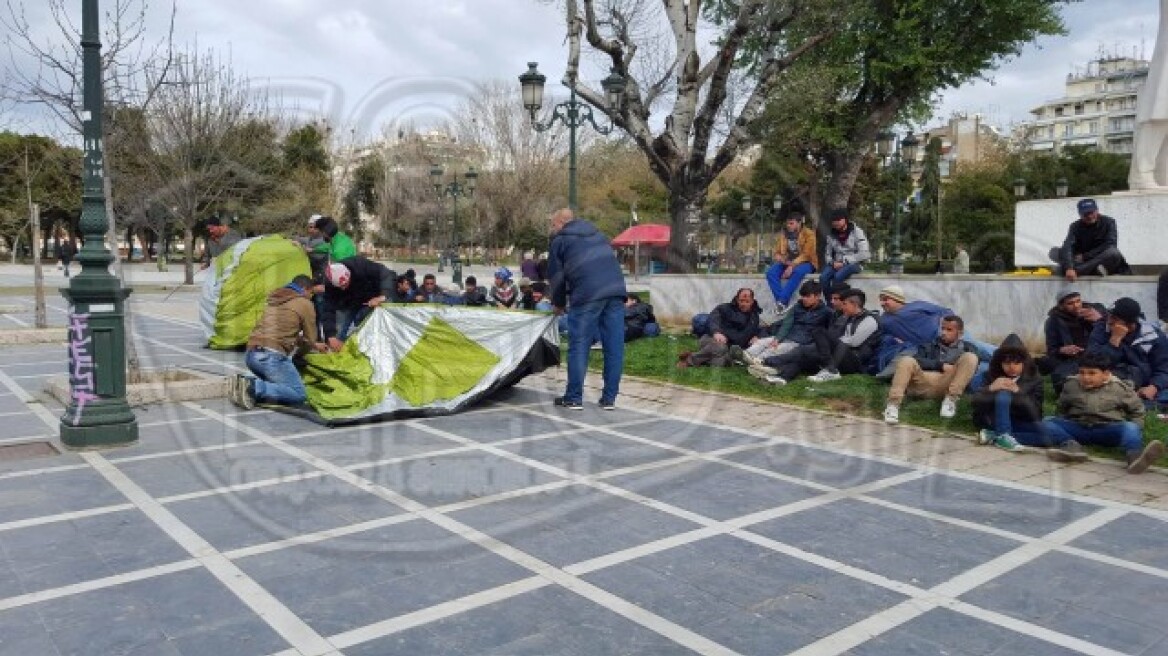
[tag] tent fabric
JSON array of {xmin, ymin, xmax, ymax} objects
[
  {"xmin": 296, "ymin": 304, "xmax": 560, "ymax": 425},
  {"xmin": 199, "ymin": 235, "xmax": 312, "ymax": 349},
  {"xmin": 611, "ymin": 223, "xmax": 670, "ymax": 247}
]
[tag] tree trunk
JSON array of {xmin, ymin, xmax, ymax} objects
[
  {"xmin": 666, "ymin": 182, "xmax": 708, "ymax": 273},
  {"xmin": 183, "ymin": 226, "xmax": 195, "ymax": 285}
]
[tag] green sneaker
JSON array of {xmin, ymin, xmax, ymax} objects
[{"xmin": 991, "ymin": 433, "xmax": 1022, "ymax": 452}]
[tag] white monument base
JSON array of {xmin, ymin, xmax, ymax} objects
[{"xmin": 1014, "ymin": 193, "xmax": 1168, "ymax": 267}]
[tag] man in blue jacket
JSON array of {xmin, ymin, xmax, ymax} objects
[
  {"xmin": 547, "ymin": 208, "xmax": 628, "ymax": 410},
  {"xmin": 1089, "ymin": 297, "xmax": 1168, "ymax": 407}
]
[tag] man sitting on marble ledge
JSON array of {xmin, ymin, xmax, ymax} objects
[{"xmin": 1048, "ymin": 198, "xmax": 1131, "ymax": 281}]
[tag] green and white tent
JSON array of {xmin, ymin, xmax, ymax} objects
[
  {"xmin": 298, "ymin": 305, "xmax": 559, "ymax": 424},
  {"xmin": 199, "ymin": 235, "xmax": 312, "ymax": 349}
]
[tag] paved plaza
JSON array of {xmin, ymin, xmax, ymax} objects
[{"xmin": 0, "ymin": 287, "xmax": 1166, "ymax": 655}]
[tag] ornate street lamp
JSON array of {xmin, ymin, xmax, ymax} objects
[
  {"xmin": 518, "ymin": 62, "xmax": 625, "ymax": 210},
  {"xmin": 875, "ymin": 130, "xmax": 919, "ymax": 275},
  {"xmin": 430, "ymin": 164, "xmax": 477, "ymax": 287},
  {"xmin": 743, "ymin": 194, "xmax": 782, "ymax": 270},
  {"xmin": 60, "ymin": 0, "xmax": 137, "ymax": 446}
]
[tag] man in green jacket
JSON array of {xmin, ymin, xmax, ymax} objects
[{"xmin": 313, "ymin": 216, "xmax": 357, "ymax": 261}]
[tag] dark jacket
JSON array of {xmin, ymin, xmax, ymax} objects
[
  {"xmin": 709, "ymin": 295, "xmax": 764, "ymax": 348},
  {"xmin": 1058, "ymin": 214, "xmax": 1118, "ymax": 271},
  {"xmin": 771, "ymin": 300, "xmax": 831, "ymax": 346},
  {"xmin": 911, "ymin": 337, "xmax": 980, "ymax": 372},
  {"xmin": 971, "ymin": 334, "xmax": 1043, "ymax": 429},
  {"xmin": 1044, "ymin": 301, "xmax": 1106, "ymax": 360},
  {"xmin": 1158, "ymin": 269, "xmax": 1168, "ymax": 323},
  {"xmin": 1088, "ymin": 319, "xmax": 1168, "ymax": 390},
  {"xmin": 876, "ymin": 299, "xmax": 954, "ymax": 371},
  {"xmin": 624, "ymin": 299, "xmax": 656, "ymax": 336},
  {"xmin": 321, "ymin": 256, "xmax": 396, "ymax": 339},
  {"xmin": 463, "ymin": 287, "xmax": 488, "ymax": 307},
  {"xmin": 548, "ymin": 218, "xmax": 627, "ymax": 308}
]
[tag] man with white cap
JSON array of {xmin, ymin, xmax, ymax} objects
[{"xmin": 320, "ymin": 256, "xmax": 396, "ymax": 351}]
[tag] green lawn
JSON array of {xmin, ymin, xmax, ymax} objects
[{"xmin": 583, "ymin": 333, "xmax": 1168, "ymax": 466}]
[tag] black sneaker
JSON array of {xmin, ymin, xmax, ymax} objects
[
  {"xmin": 598, "ymin": 399, "xmax": 616, "ymax": 411},
  {"xmin": 1047, "ymin": 439, "xmax": 1088, "ymax": 463},
  {"xmin": 553, "ymin": 396, "xmax": 583, "ymax": 410}
]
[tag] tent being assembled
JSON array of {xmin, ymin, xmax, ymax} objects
[
  {"xmin": 199, "ymin": 235, "xmax": 312, "ymax": 349},
  {"xmin": 298, "ymin": 305, "xmax": 559, "ymax": 425}
]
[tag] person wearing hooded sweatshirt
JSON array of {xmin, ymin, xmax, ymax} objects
[
  {"xmin": 320, "ymin": 256, "xmax": 397, "ymax": 349},
  {"xmin": 229, "ymin": 275, "xmax": 328, "ymax": 410},
  {"xmin": 547, "ymin": 207, "xmax": 628, "ymax": 410},
  {"xmin": 312, "ymin": 216, "xmax": 358, "ymax": 262},
  {"xmin": 969, "ymin": 334, "xmax": 1044, "ymax": 452},
  {"xmin": 819, "ymin": 208, "xmax": 870, "ymax": 295},
  {"xmin": 1088, "ymin": 296, "xmax": 1168, "ymax": 407},
  {"xmin": 680, "ymin": 288, "xmax": 763, "ymax": 368},
  {"xmin": 1038, "ymin": 288, "xmax": 1106, "ymax": 396}
]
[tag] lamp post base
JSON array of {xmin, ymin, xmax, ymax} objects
[{"xmin": 60, "ymin": 415, "xmax": 138, "ymax": 448}]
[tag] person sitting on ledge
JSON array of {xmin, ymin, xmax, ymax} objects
[
  {"xmin": 763, "ymin": 209, "xmax": 818, "ymax": 319},
  {"xmin": 1048, "ymin": 198, "xmax": 1130, "ymax": 281}
]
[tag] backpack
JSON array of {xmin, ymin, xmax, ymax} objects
[{"xmin": 691, "ymin": 313, "xmax": 711, "ymax": 337}]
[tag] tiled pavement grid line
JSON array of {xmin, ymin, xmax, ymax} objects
[{"xmin": 0, "ymin": 296, "xmax": 1161, "ymax": 654}]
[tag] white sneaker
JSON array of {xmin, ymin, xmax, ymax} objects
[
  {"xmin": 977, "ymin": 428, "xmax": 996, "ymax": 446},
  {"xmin": 763, "ymin": 375, "xmax": 788, "ymax": 386},
  {"xmin": 940, "ymin": 396, "xmax": 958, "ymax": 419},
  {"xmin": 883, "ymin": 404, "xmax": 900, "ymax": 424},
  {"xmin": 748, "ymin": 363, "xmax": 779, "ymax": 380},
  {"xmin": 1097, "ymin": 264, "xmax": 1109, "ymax": 277},
  {"xmin": 742, "ymin": 351, "xmax": 763, "ymax": 366},
  {"xmin": 809, "ymin": 369, "xmax": 841, "ymax": 383}
]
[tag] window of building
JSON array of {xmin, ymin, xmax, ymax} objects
[
  {"xmin": 1055, "ymin": 106, "xmax": 1065, "ymax": 117},
  {"xmin": 1087, "ymin": 121, "xmax": 1098, "ymax": 134},
  {"xmin": 1064, "ymin": 124, "xmax": 1075, "ymax": 137},
  {"xmin": 1074, "ymin": 104, "xmax": 1084, "ymax": 115}
]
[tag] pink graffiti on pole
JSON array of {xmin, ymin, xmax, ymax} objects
[{"xmin": 68, "ymin": 311, "xmax": 97, "ymax": 425}]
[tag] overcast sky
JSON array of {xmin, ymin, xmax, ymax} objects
[{"xmin": 4, "ymin": 0, "xmax": 1160, "ymax": 139}]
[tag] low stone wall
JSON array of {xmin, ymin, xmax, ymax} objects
[{"xmin": 646, "ymin": 273, "xmax": 1161, "ymax": 346}]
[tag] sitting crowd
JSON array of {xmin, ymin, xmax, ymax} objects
[{"xmin": 685, "ymin": 282, "xmax": 1167, "ymax": 475}]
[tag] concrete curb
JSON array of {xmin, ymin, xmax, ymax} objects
[
  {"xmin": 44, "ymin": 368, "xmax": 228, "ymax": 406},
  {"xmin": 0, "ymin": 328, "xmax": 64, "ymax": 345}
]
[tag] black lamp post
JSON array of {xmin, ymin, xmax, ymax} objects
[
  {"xmin": 60, "ymin": 0, "xmax": 137, "ymax": 446},
  {"xmin": 1014, "ymin": 177, "xmax": 1069, "ymax": 199},
  {"xmin": 430, "ymin": 164, "xmax": 477, "ymax": 287},
  {"xmin": 743, "ymin": 194, "xmax": 782, "ymax": 269},
  {"xmin": 518, "ymin": 62, "xmax": 625, "ymax": 210},
  {"xmin": 875, "ymin": 131, "xmax": 919, "ymax": 275}
]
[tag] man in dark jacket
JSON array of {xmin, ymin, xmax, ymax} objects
[
  {"xmin": 548, "ymin": 208, "xmax": 628, "ymax": 410},
  {"xmin": 321, "ymin": 256, "xmax": 396, "ymax": 349},
  {"xmin": 681, "ymin": 288, "xmax": 763, "ymax": 368},
  {"xmin": 229, "ymin": 275, "xmax": 327, "ymax": 410},
  {"xmin": 1038, "ymin": 288, "xmax": 1106, "ymax": 395},
  {"xmin": 1051, "ymin": 198, "xmax": 1129, "ymax": 281},
  {"xmin": 1088, "ymin": 297, "xmax": 1168, "ymax": 407},
  {"xmin": 461, "ymin": 275, "xmax": 488, "ymax": 306},
  {"xmin": 200, "ymin": 216, "xmax": 241, "ymax": 269},
  {"xmin": 623, "ymin": 293, "xmax": 658, "ymax": 342}
]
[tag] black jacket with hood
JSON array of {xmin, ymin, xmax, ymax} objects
[
  {"xmin": 708, "ymin": 292, "xmax": 764, "ymax": 348},
  {"xmin": 970, "ymin": 334, "xmax": 1044, "ymax": 429}
]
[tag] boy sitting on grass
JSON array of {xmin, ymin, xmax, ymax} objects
[{"xmin": 1042, "ymin": 351, "xmax": 1165, "ymax": 473}]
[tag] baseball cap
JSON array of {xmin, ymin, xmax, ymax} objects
[{"xmin": 1077, "ymin": 198, "xmax": 1098, "ymax": 215}]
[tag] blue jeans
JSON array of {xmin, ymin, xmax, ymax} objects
[
  {"xmin": 765, "ymin": 262, "xmax": 815, "ymax": 305},
  {"xmin": 992, "ymin": 391, "xmax": 1050, "ymax": 446},
  {"xmin": 565, "ymin": 296, "xmax": 625, "ymax": 404},
  {"xmin": 1041, "ymin": 417, "xmax": 1143, "ymax": 453},
  {"xmin": 245, "ymin": 348, "xmax": 307, "ymax": 405},
  {"xmin": 819, "ymin": 262, "xmax": 862, "ymax": 294}
]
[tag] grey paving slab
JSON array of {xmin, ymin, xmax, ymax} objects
[
  {"xmin": 0, "ymin": 412, "xmax": 54, "ymax": 440},
  {"xmin": 450, "ymin": 484, "xmax": 701, "ymax": 567},
  {"xmin": 20, "ymin": 568, "xmax": 289, "ymax": 656},
  {"xmin": 1068, "ymin": 512, "xmax": 1168, "ymax": 571},
  {"xmin": 414, "ymin": 411, "xmax": 578, "ymax": 443},
  {"xmin": 477, "ymin": 386, "xmax": 555, "ymax": 407},
  {"xmin": 0, "ymin": 393, "xmax": 29, "ymax": 414},
  {"xmin": 1, "ymin": 360, "xmax": 67, "ymax": 376},
  {"xmin": 612, "ymin": 418, "xmax": 769, "ymax": 452},
  {"xmin": 496, "ymin": 430, "xmax": 679, "ymax": 475},
  {"xmin": 722, "ymin": 441, "xmax": 915, "ymax": 488},
  {"xmin": 0, "ymin": 508, "xmax": 189, "ymax": 594},
  {"xmin": 869, "ymin": 473, "xmax": 1103, "ymax": 537},
  {"xmin": 113, "ymin": 443, "xmax": 317, "ymax": 498},
  {"xmin": 237, "ymin": 522, "xmax": 530, "ymax": 636},
  {"xmin": 346, "ymin": 584, "xmax": 697, "ymax": 656},
  {"xmin": 0, "ymin": 347, "xmax": 69, "ymax": 367},
  {"xmin": 166, "ymin": 476, "xmax": 403, "ymax": 551},
  {"xmin": 961, "ymin": 550, "xmax": 1168, "ymax": 654},
  {"xmin": 582, "ymin": 534, "xmax": 907, "ymax": 655},
  {"xmin": 604, "ymin": 460, "xmax": 822, "ymax": 521},
  {"xmin": 0, "ymin": 605, "xmax": 62, "ymax": 656},
  {"xmin": 750, "ymin": 498, "xmax": 1023, "ymax": 588},
  {"xmin": 105, "ymin": 418, "xmax": 254, "ymax": 460},
  {"xmin": 294, "ymin": 424, "xmax": 456, "ymax": 467},
  {"xmin": 850, "ymin": 607, "xmax": 1083, "ymax": 656},
  {"xmin": 359, "ymin": 452, "xmax": 564, "ymax": 506},
  {"xmin": 0, "ymin": 467, "xmax": 127, "ymax": 524}
]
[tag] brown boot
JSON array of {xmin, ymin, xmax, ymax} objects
[{"xmin": 1126, "ymin": 441, "xmax": 1165, "ymax": 474}]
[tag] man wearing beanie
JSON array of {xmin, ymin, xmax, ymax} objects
[
  {"xmin": 873, "ymin": 285, "xmax": 956, "ymax": 375},
  {"xmin": 1088, "ymin": 297, "xmax": 1168, "ymax": 407},
  {"xmin": 820, "ymin": 207, "xmax": 870, "ymax": 295},
  {"xmin": 1051, "ymin": 198, "xmax": 1129, "ymax": 281},
  {"xmin": 1039, "ymin": 288, "xmax": 1106, "ymax": 395}
]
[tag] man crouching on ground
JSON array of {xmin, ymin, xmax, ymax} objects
[{"xmin": 229, "ymin": 274, "xmax": 329, "ymax": 410}]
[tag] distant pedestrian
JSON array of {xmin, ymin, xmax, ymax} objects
[
  {"xmin": 200, "ymin": 216, "xmax": 241, "ymax": 270},
  {"xmin": 55, "ymin": 232, "xmax": 76, "ymax": 278},
  {"xmin": 953, "ymin": 242, "xmax": 970, "ymax": 274}
]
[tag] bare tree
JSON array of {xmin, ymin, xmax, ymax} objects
[{"xmin": 552, "ymin": 0, "xmax": 844, "ymax": 268}]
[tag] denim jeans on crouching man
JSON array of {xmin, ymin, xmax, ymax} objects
[{"xmin": 245, "ymin": 348, "xmax": 307, "ymax": 405}]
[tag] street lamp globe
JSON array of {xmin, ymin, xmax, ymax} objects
[
  {"xmin": 1013, "ymin": 178, "xmax": 1027, "ymax": 199},
  {"xmin": 1056, "ymin": 177, "xmax": 1069, "ymax": 198},
  {"xmin": 519, "ymin": 62, "xmax": 546, "ymax": 115},
  {"xmin": 430, "ymin": 163, "xmax": 444, "ymax": 191},
  {"xmin": 742, "ymin": 196, "xmax": 751, "ymax": 212},
  {"xmin": 772, "ymin": 195, "xmax": 782, "ymax": 211},
  {"xmin": 875, "ymin": 130, "xmax": 895, "ymax": 158},
  {"xmin": 600, "ymin": 67, "xmax": 626, "ymax": 109},
  {"xmin": 900, "ymin": 132, "xmax": 920, "ymax": 163},
  {"xmin": 465, "ymin": 166, "xmax": 478, "ymax": 194}
]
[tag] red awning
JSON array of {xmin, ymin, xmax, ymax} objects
[{"xmin": 611, "ymin": 223, "xmax": 670, "ymax": 247}]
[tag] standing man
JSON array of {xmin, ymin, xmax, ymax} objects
[
  {"xmin": 229, "ymin": 274, "xmax": 328, "ymax": 410},
  {"xmin": 1051, "ymin": 198, "xmax": 1129, "ymax": 281},
  {"xmin": 547, "ymin": 207, "xmax": 627, "ymax": 410},
  {"xmin": 320, "ymin": 256, "xmax": 397, "ymax": 350},
  {"xmin": 820, "ymin": 208, "xmax": 870, "ymax": 295},
  {"xmin": 200, "ymin": 216, "xmax": 241, "ymax": 270},
  {"xmin": 953, "ymin": 243, "xmax": 970, "ymax": 274}
]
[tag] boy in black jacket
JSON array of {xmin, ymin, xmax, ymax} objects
[{"xmin": 970, "ymin": 334, "xmax": 1043, "ymax": 451}]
